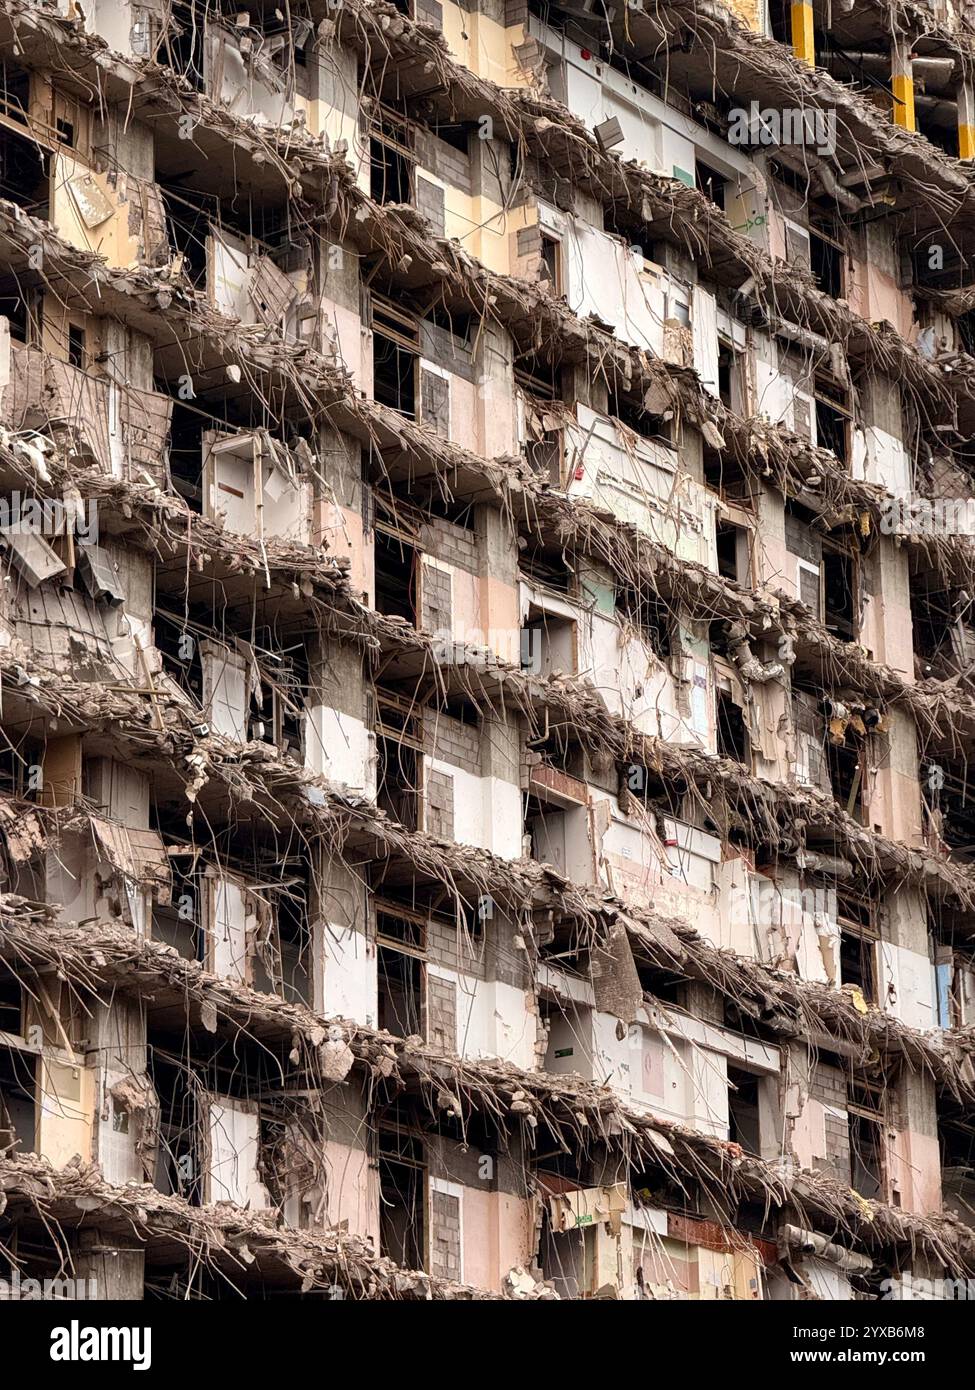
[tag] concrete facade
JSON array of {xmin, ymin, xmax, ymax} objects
[{"xmin": 0, "ymin": 0, "xmax": 973, "ymax": 1304}]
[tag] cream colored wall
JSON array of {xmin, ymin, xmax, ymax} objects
[
  {"xmin": 458, "ymin": 1190, "xmax": 534, "ymax": 1291},
  {"xmin": 441, "ymin": 4, "xmax": 529, "ymax": 87},
  {"xmin": 441, "ymin": 180, "xmax": 534, "ymax": 275},
  {"xmin": 37, "ymin": 1056, "xmax": 95, "ymax": 1168},
  {"xmin": 324, "ymin": 1136, "xmax": 380, "ymax": 1244}
]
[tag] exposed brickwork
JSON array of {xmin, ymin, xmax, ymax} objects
[
  {"xmin": 414, "ymin": 175, "xmax": 446, "ymax": 236},
  {"xmin": 414, "ymin": 0, "xmax": 443, "ymax": 26},
  {"xmin": 418, "ymin": 516, "xmax": 479, "ymax": 573},
  {"xmin": 424, "ymin": 710, "xmax": 481, "ymax": 775},
  {"xmin": 428, "ymin": 974, "xmax": 457, "ymax": 1053},
  {"xmin": 420, "ymin": 367, "xmax": 450, "ymax": 437},
  {"xmin": 426, "ymin": 913, "xmax": 486, "ymax": 979},
  {"xmin": 420, "ymin": 560, "xmax": 452, "ymax": 635},
  {"xmin": 809, "ymin": 1060, "xmax": 852, "ymax": 1186},
  {"xmin": 424, "ymin": 767, "xmax": 455, "ymax": 841},
  {"xmin": 516, "ymin": 225, "xmax": 541, "ymax": 257},
  {"xmin": 785, "ymin": 510, "xmax": 822, "ymax": 564},
  {"xmin": 429, "ymin": 1190, "xmax": 461, "ymax": 1281},
  {"xmin": 420, "ymin": 321, "xmax": 475, "ymax": 383},
  {"xmin": 414, "ymin": 131, "xmax": 472, "ymax": 195}
]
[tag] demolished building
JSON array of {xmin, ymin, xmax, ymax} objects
[{"xmin": 2, "ymin": 0, "xmax": 975, "ymax": 1301}]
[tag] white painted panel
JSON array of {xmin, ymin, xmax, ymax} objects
[
  {"xmin": 211, "ymin": 877, "xmax": 248, "ymax": 982},
  {"xmin": 97, "ymin": 1067, "xmax": 144, "ymax": 1185},
  {"xmin": 207, "ymin": 1097, "xmax": 269, "ymax": 1208},
  {"xmin": 692, "ymin": 284, "xmax": 720, "ymax": 396},
  {"xmin": 453, "ymin": 974, "xmax": 537, "ymax": 1070},
  {"xmin": 322, "ymin": 922, "xmax": 377, "ymax": 1026},
  {"xmin": 881, "ymin": 941, "xmax": 937, "ymax": 1031},
  {"xmin": 209, "ymin": 231, "xmax": 253, "ymax": 322},
  {"xmin": 484, "ymin": 777, "xmax": 523, "ymax": 859},
  {"xmin": 305, "ymin": 706, "xmax": 375, "ymax": 794},
  {"xmin": 206, "ymin": 439, "xmax": 255, "ymax": 534},
  {"xmin": 201, "ymin": 640, "xmax": 248, "ymax": 741}
]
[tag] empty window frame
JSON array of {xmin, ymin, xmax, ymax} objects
[
  {"xmin": 371, "ymin": 294, "xmax": 419, "ymax": 418},
  {"xmin": 374, "ymin": 687, "xmax": 424, "ymax": 831},
  {"xmin": 821, "ymin": 535, "xmax": 858, "ymax": 640},
  {"xmin": 0, "ymin": 970, "xmax": 22, "ymax": 1037},
  {"xmin": 525, "ymin": 426, "xmax": 565, "ymax": 486},
  {"xmin": 695, "ymin": 159, "xmax": 727, "ymax": 210},
  {"xmin": 837, "ymin": 895, "xmax": 880, "ymax": 1001},
  {"xmin": 376, "ymin": 904, "xmax": 426, "ymax": 1039},
  {"xmin": 616, "ymin": 586, "xmax": 673, "ymax": 661},
  {"xmin": 373, "ymin": 524, "xmax": 419, "ymax": 627},
  {"xmin": 814, "ymin": 376, "xmax": 852, "ymax": 465},
  {"xmin": 810, "ymin": 226, "xmax": 844, "ymax": 298},
  {"xmin": 539, "ymin": 232, "xmax": 564, "ymax": 294},
  {"xmin": 0, "ymin": 1045, "xmax": 35, "ymax": 1157},
  {"xmin": 0, "ymin": 968, "xmax": 33, "ymax": 1158},
  {"xmin": 378, "ymin": 1127, "xmax": 426, "ymax": 1269},
  {"xmin": 766, "ymin": 0, "xmax": 789, "ymax": 43},
  {"xmin": 727, "ymin": 1066, "xmax": 763, "ymax": 1156},
  {"xmin": 0, "ymin": 280, "xmax": 42, "ymax": 347},
  {"xmin": 521, "ymin": 603, "xmax": 577, "ymax": 678},
  {"xmin": 369, "ymin": 109, "xmax": 414, "ymax": 206},
  {"xmin": 607, "ymin": 386, "xmax": 675, "ymax": 446},
  {"xmin": 703, "ymin": 450, "xmax": 757, "ymax": 509},
  {"xmin": 67, "ymin": 323, "xmax": 87, "ymax": 369},
  {"xmin": 266, "ymin": 881, "xmax": 311, "ymax": 1005},
  {"xmin": 150, "ymin": 855, "xmax": 204, "ymax": 963},
  {"xmin": 149, "ymin": 1050, "xmax": 203, "ymax": 1205},
  {"xmin": 716, "ymin": 687, "xmax": 750, "ymax": 765},
  {"xmin": 246, "ymin": 639, "xmax": 308, "ymax": 759},
  {"xmin": 827, "ymin": 720, "xmax": 869, "ymax": 823},
  {"xmin": 0, "ymin": 122, "xmax": 50, "ymax": 216},
  {"xmin": 717, "ymin": 337, "xmax": 746, "ymax": 415},
  {"xmin": 716, "ymin": 519, "xmax": 753, "ymax": 586},
  {"xmin": 848, "ymin": 1078, "xmax": 886, "ymax": 1200},
  {"xmin": 524, "ymin": 794, "xmax": 567, "ymax": 872}
]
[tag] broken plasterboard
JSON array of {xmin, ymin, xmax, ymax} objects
[
  {"xmin": 0, "ymin": 525, "xmax": 66, "ymax": 587},
  {"xmin": 66, "ymin": 173, "xmax": 117, "ymax": 229}
]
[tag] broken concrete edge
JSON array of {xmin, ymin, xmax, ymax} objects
[
  {"xmin": 7, "ymin": 385, "xmax": 975, "ymax": 772},
  {"xmin": 2, "ymin": 175, "xmax": 973, "ymax": 620},
  {"xmin": 0, "ymin": 436, "xmax": 353, "ymax": 589},
  {"xmin": 342, "ymin": 195, "xmax": 975, "ymax": 528},
  {"xmin": 1, "ymin": 899, "xmax": 972, "ymax": 1278},
  {"xmin": 2, "ymin": 597, "xmax": 974, "ymax": 920},
  {"xmin": 1, "ymin": 10, "xmax": 975, "ymax": 461},
  {"xmin": 0, "ymin": 832, "xmax": 972, "ymax": 1138},
  {"xmin": 0, "ymin": 1150, "xmax": 523, "ymax": 1299},
  {"xmin": 328, "ymin": 0, "xmax": 975, "ymax": 240},
  {"xmin": 13, "ymin": 0, "xmax": 975, "ymax": 216},
  {"xmin": 0, "ymin": 878, "xmax": 969, "ymax": 1103},
  {"xmin": 0, "ymin": 184, "xmax": 937, "ymax": 547},
  {"xmin": 10, "ymin": 717, "xmax": 972, "ymax": 1103}
]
